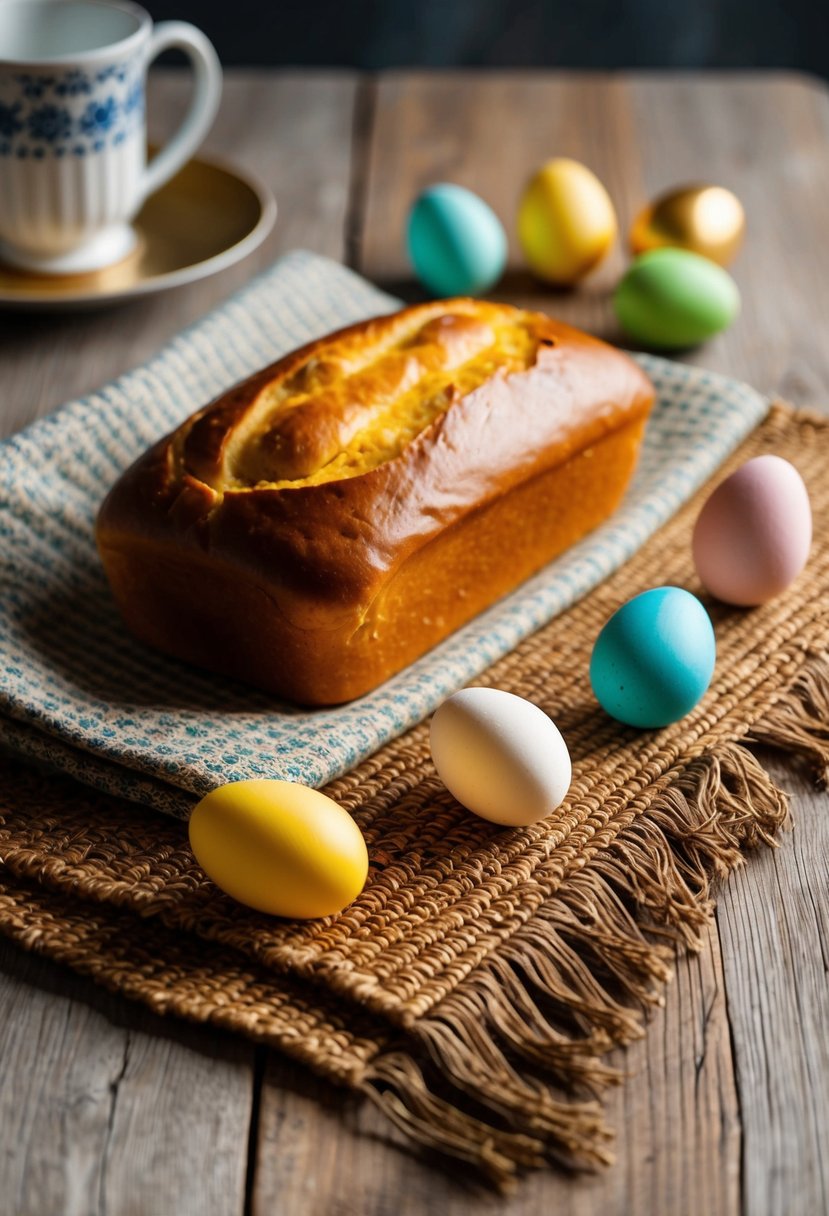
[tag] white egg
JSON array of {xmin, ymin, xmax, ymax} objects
[{"xmin": 429, "ymin": 687, "xmax": 572, "ymax": 826}]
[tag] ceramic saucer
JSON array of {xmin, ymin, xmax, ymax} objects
[{"xmin": 0, "ymin": 151, "xmax": 276, "ymax": 310}]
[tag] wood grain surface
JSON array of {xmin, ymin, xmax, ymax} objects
[{"xmin": 0, "ymin": 69, "xmax": 827, "ymax": 1216}]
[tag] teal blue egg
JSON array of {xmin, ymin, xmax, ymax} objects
[
  {"xmin": 407, "ymin": 184, "xmax": 508, "ymax": 297},
  {"xmin": 590, "ymin": 587, "xmax": 716, "ymax": 728},
  {"xmin": 614, "ymin": 248, "xmax": 740, "ymax": 348}
]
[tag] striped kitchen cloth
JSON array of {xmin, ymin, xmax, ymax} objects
[{"xmin": 0, "ymin": 250, "xmax": 769, "ymax": 818}]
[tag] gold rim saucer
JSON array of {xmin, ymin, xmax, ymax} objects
[{"xmin": 0, "ymin": 152, "xmax": 276, "ymax": 310}]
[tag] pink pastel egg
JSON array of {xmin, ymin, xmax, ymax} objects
[{"xmin": 692, "ymin": 455, "xmax": 812, "ymax": 606}]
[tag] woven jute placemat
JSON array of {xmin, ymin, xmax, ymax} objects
[{"xmin": 1, "ymin": 403, "xmax": 828, "ymax": 1188}]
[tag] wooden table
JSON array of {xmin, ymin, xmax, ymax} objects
[{"xmin": 1, "ymin": 70, "xmax": 828, "ymax": 1216}]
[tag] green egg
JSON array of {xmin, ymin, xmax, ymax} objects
[{"xmin": 614, "ymin": 248, "xmax": 740, "ymax": 349}]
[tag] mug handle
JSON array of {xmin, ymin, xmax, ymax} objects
[{"xmin": 140, "ymin": 21, "xmax": 222, "ymax": 202}]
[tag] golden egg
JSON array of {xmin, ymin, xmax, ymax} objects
[{"xmin": 630, "ymin": 184, "xmax": 745, "ymax": 267}]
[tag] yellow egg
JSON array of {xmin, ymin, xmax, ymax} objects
[
  {"xmin": 188, "ymin": 779, "xmax": 368, "ymax": 919},
  {"xmin": 630, "ymin": 184, "xmax": 745, "ymax": 267},
  {"xmin": 517, "ymin": 158, "xmax": 617, "ymax": 284}
]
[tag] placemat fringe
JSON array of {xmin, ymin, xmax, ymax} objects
[
  {"xmin": 749, "ymin": 655, "xmax": 829, "ymax": 784},
  {"xmin": 362, "ymin": 1053, "xmax": 552, "ymax": 1184}
]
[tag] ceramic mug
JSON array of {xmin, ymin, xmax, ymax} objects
[{"xmin": 0, "ymin": 0, "xmax": 222, "ymax": 274}]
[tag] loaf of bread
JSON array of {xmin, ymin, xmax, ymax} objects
[{"xmin": 97, "ymin": 299, "xmax": 654, "ymax": 704}]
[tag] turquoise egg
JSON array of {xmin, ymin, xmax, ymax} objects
[
  {"xmin": 590, "ymin": 587, "xmax": 716, "ymax": 728},
  {"xmin": 407, "ymin": 183, "xmax": 508, "ymax": 297},
  {"xmin": 614, "ymin": 248, "xmax": 740, "ymax": 348}
]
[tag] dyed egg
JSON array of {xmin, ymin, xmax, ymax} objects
[
  {"xmin": 188, "ymin": 779, "xmax": 368, "ymax": 919},
  {"xmin": 517, "ymin": 158, "xmax": 616, "ymax": 285},
  {"xmin": 692, "ymin": 455, "xmax": 812, "ymax": 606},
  {"xmin": 406, "ymin": 183, "xmax": 507, "ymax": 296},
  {"xmin": 430, "ymin": 687, "xmax": 572, "ymax": 826},
  {"xmin": 630, "ymin": 184, "xmax": 745, "ymax": 267},
  {"xmin": 590, "ymin": 587, "xmax": 716, "ymax": 728},
  {"xmin": 614, "ymin": 248, "xmax": 740, "ymax": 348}
]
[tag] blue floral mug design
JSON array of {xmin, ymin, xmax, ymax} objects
[{"xmin": 0, "ymin": 0, "xmax": 221, "ymax": 275}]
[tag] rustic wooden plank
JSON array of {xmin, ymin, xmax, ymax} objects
[
  {"xmin": 0, "ymin": 68, "xmax": 358, "ymax": 438},
  {"xmin": 629, "ymin": 75, "xmax": 829, "ymax": 1216},
  {"xmin": 251, "ymin": 924, "xmax": 737, "ymax": 1216},
  {"xmin": 0, "ymin": 940, "xmax": 253, "ymax": 1216},
  {"xmin": 716, "ymin": 757, "xmax": 829, "ymax": 1216},
  {"xmin": 628, "ymin": 72, "xmax": 829, "ymax": 404},
  {"xmin": 357, "ymin": 70, "xmax": 643, "ymax": 337},
  {"xmin": 0, "ymin": 68, "xmax": 360, "ymax": 1216},
  {"xmin": 596, "ymin": 925, "xmax": 741, "ymax": 1216}
]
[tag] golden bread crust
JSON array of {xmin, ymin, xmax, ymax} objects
[{"xmin": 97, "ymin": 299, "xmax": 655, "ymax": 703}]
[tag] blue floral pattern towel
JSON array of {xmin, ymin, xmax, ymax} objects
[{"xmin": 0, "ymin": 251, "xmax": 769, "ymax": 818}]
